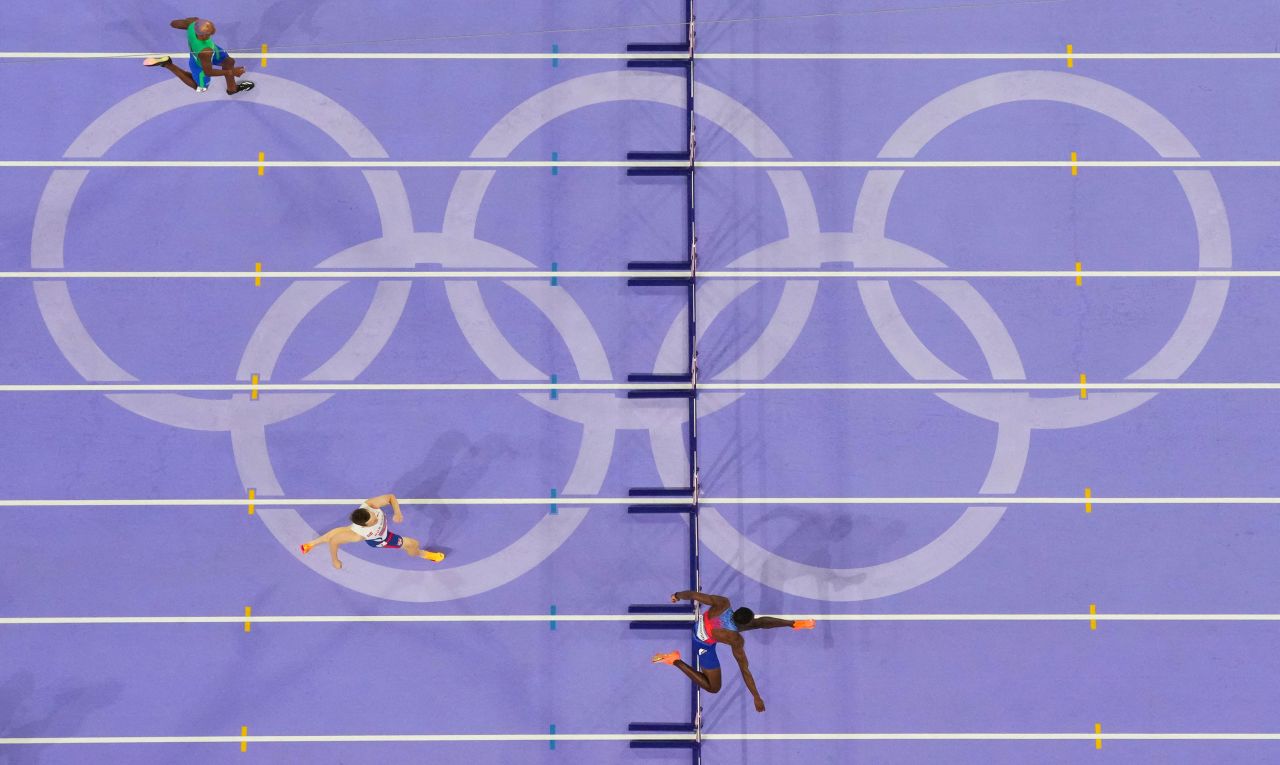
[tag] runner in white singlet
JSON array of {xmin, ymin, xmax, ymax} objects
[{"xmin": 299, "ymin": 493, "xmax": 446, "ymax": 569}]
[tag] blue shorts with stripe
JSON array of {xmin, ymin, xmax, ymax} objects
[
  {"xmin": 365, "ymin": 532, "xmax": 404, "ymax": 549},
  {"xmin": 188, "ymin": 46, "xmax": 228, "ymax": 90},
  {"xmin": 693, "ymin": 633, "xmax": 720, "ymax": 670}
]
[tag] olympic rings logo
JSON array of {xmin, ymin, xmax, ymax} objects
[{"xmin": 31, "ymin": 69, "xmax": 1230, "ymax": 603}]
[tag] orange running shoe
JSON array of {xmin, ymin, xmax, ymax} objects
[
  {"xmin": 792, "ymin": 619, "xmax": 816, "ymax": 630},
  {"xmin": 299, "ymin": 543, "xmax": 313, "ymax": 554},
  {"xmin": 422, "ymin": 551, "xmax": 446, "ymax": 563},
  {"xmin": 651, "ymin": 651, "xmax": 681, "ymax": 665}
]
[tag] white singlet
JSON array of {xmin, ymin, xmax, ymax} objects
[{"xmin": 349, "ymin": 502, "xmax": 388, "ymax": 542}]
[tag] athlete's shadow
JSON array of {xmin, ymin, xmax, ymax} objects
[
  {"xmin": 712, "ymin": 507, "xmax": 870, "ymax": 644},
  {"xmin": 396, "ymin": 430, "xmax": 517, "ymax": 552},
  {"xmin": 219, "ymin": 0, "xmax": 325, "ymax": 54},
  {"xmin": 0, "ymin": 671, "xmax": 122, "ymax": 765},
  {"xmin": 107, "ymin": 1, "xmax": 323, "ymax": 54},
  {"xmin": 104, "ymin": 13, "xmax": 159, "ymax": 51},
  {"xmin": 700, "ymin": 507, "xmax": 883, "ymax": 738}
]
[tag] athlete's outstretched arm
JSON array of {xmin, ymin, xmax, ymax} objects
[
  {"xmin": 170, "ymin": 17, "xmax": 198, "ymax": 29},
  {"xmin": 196, "ymin": 49, "xmax": 242, "ymax": 78},
  {"xmin": 740, "ymin": 617, "xmax": 797, "ymax": 631},
  {"xmin": 671, "ymin": 590, "xmax": 730, "ymax": 611},
  {"xmin": 364, "ymin": 493, "xmax": 404, "ymax": 521},
  {"xmin": 729, "ymin": 640, "xmax": 765, "ymax": 712}
]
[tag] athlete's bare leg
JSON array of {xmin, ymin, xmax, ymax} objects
[
  {"xmin": 221, "ymin": 55, "xmax": 240, "ymax": 93},
  {"xmin": 402, "ymin": 536, "xmax": 445, "ymax": 562},
  {"xmin": 302, "ymin": 527, "xmax": 347, "ymax": 551},
  {"xmin": 154, "ymin": 58, "xmax": 198, "ymax": 89},
  {"xmin": 671, "ymin": 661, "xmax": 722, "ymax": 693}
]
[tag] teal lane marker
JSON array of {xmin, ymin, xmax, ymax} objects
[
  {"xmin": 551, "ymin": 151, "xmax": 559, "ymax": 176},
  {"xmin": 550, "ymin": 488, "xmax": 558, "ymax": 515},
  {"xmin": 550, "ymin": 604, "xmax": 557, "ymax": 630},
  {"xmin": 550, "ymin": 261, "xmax": 559, "ymax": 286},
  {"xmin": 551, "ymin": 43, "xmax": 559, "ymax": 67},
  {"xmin": 550, "ymin": 374, "xmax": 558, "ymax": 400},
  {"xmin": 549, "ymin": 723, "xmax": 557, "ymax": 750}
]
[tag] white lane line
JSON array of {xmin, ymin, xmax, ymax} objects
[
  {"xmin": 3, "ymin": 613, "xmax": 1279, "ymax": 626},
  {"xmin": 3, "ymin": 731, "xmax": 1280, "ymax": 745},
  {"xmin": 4, "ymin": 51, "xmax": 1280, "ymax": 60},
  {"xmin": 2, "ymin": 497, "xmax": 663, "ymax": 507},
  {"xmin": 699, "ymin": 382, "xmax": 1280, "ymax": 391},
  {"xmin": 0, "ymin": 733, "xmax": 680, "ymax": 744},
  {"xmin": 0, "ymin": 614, "xmax": 691, "ymax": 625},
  {"xmin": 699, "ymin": 52, "xmax": 1280, "ymax": 61},
  {"xmin": 0, "ymin": 383, "xmax": 649, "ymax": 392},
  {"xmin": 0, "ymin": 382, "xmax": 1277, "ymax": 393},
  {"xmin": 708, "ymin": 497, "xmax": 1280, "ymax": 505},
  {"xmin": 709, "ymin": 732, "xmax": 1280, "ymax": 740},
  {"xmin": 5, "ymin": 160, "xmax": 1280, "ymax": 169},
  {"xmin": 0, "ymin": 269, "xmax": 1274, "ymax": 279},
  {"xmin": 4, "ymin": 497, "xmax": 1280, "ymax": 507},
  {"xmin": 695, "ymin": 160, "xmax": 1280, "ymax": 168},
  {"xmin": 0, "ymin": 52, "xmax": 684, "ymax": 60},
  {"xmin": 0, "ymin": 160, "xmax": 667, "ymax": 169},
  {"xmin": 780, "ymin": 614, "xmax": 1280, "ymax": 622},
  {"xmin": 10, "ymin": 270, "xmax": 692, "ymax": 279}
]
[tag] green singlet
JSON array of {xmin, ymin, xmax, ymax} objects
[
  {"xmin": 187, "ymin": 23, "xmax": 217, "ymax": 55},
  {"xmin": 186, "ymin": 23, "xmax": 222, "ymax": 89}
]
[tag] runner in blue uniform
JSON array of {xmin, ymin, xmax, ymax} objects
[{"xmin": 652, "ymin": 590, "xmax": 815, "ymax": 713}]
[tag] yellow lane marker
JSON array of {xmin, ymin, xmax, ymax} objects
[
  {"xmin": 248, "ymin": 488, "xmax": 256, "ymax": 516},
  {"xmin": 250, "ymin": 374, "xmax": 260, "ymax": 401},
  {"xmin": 241, "ymin": 725, "xmax": 248, "ymax": 752},
  {"xmin": 1067, "ymin": 44, "xmax": 1074, "ymax": 68},
  {"xmin": 1084, "ymin": 487, "xmax": 1092, "ymax": 513},
  {"xmin": 257, "ymin": 152, "xmax": 265, "ymax": 176},
  {"xmin": 1071, "ymin": 151, "xmax": 1079, "ymax": 176},
  {"xmin": 1075, "ymin": 261, "xmax": 1083, "ymax": 286},
  {"xmin": 1089, "ymin": 603, "xmax": 1098, "ymax": 630},
  {"xmin": 254, "ymin": 262, "xmax": 262, "ymax": 287},
  {"xmin": 244, "ymin": 607, "xmax": 252, "ymax": 633},
  {"xmin": 261, "ymin": 44, "xmax": 268, "ymax": 68},
  {"xmin": 1079, "ymin": 373, "xmax": 1087, "ymax": 399}
]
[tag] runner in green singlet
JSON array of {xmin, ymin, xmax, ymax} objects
[{"xmin": 143, "ymin": 17, "xmax": 254, "ymax": 95}]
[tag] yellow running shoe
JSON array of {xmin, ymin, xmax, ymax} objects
[{"xmin": 422, "ymin": 550, "xmax": 446, "ymax": 563}]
